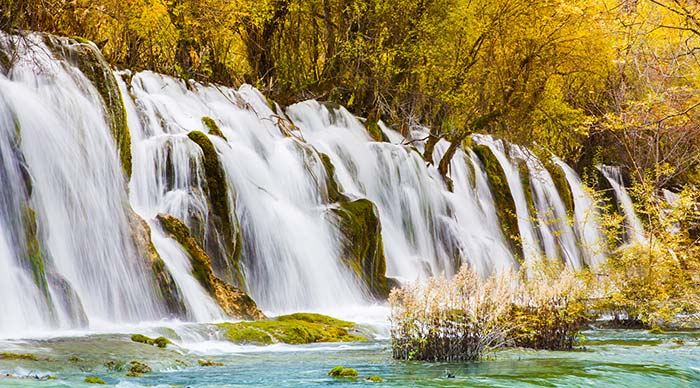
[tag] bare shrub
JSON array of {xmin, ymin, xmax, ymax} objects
[{"xmin": 389, "ymin": 264, "xmax": 592, "ymax": 361}]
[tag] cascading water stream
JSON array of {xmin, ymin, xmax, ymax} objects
[
  {"xmin": 473, "ymin": 135, "xmax": 543, "ymax": 264},
  {"xmin": 438, "ymin": 142, "xmax": 518, "ymax": 275},
  {"xmin": 121, "ymin": 73, "xmax": 224, "ymax": 322},
  {"xmin": 519, "ymin": 150, "xmax": 583, "ymax": 269},
  {"xmin": 0, "ymin": 98, "xmax": 53, "ymax": 334},
  {"xmin": 123, "ymin": 73, "xmax": 364, "ymax": 313},
  {"xmin": 554, "ymin": 157, "xmax": 607, "ymax": 267},
  {"xmin": 0, "ymin": 34, "xmax": 164, "ymax": 331},
  {"xmin": 598, "ymin": 165, "xmax": 647, "ymax": 243},
  {"xmin": 288, "ymin": 101, "xmax": 461, "ymax": 281}
]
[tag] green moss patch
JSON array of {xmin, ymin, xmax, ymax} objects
[
  {"xmin": 202, "ymin": 116, "xmax": 228, "ymax": 141},
  {"xmin": 128, "ymin": 360, "xmax": 152, "ymax": 375},
  {"xmin": 0, "ymin": 352, "xmax": 38, "ymax": 361},
  {"xmin": 217, "ymin": 313, "xmax": 366, "ymax": 345},
  {"xmin": 84, "ymin": 376, "xmax": 106, "ymax": 385},
  {"xmin": 365, "ymin": 375, "xmax": 384, "ymax": 382},
  {"xmin": 328, "ymin": 365, "xmax": 358, "ymax": 377},
  {"xmin": 130, "ymin": 334, "xmax": 171, "ymax": 348},
  {"xmin": 320, "ymin": 153, "xmax": 347, "ymax": 203},
  {"xmin": 198, "ymin": 359, "xmax": 224, "ymax": 366},
  {"xmin": 187, "ymin": 130, "xmax": 243, "ymax": 285}
]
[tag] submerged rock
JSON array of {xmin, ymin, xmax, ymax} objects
[
  {"xmin": 157, "ymin": 213, "xmax": 264, "ymax": 320},
  {"xmin": 331, "ymin": 199, "xmax": 389, "ymax": 298},
  {"xmin": 217, "ymin": 313, "xmax": 366, "ymax": 345},
  {"xmin": 84, "ymin": 376, "xmax": 106, "ymax": 384},
  {"xmin": 328, "ymin": 365, "xmax": 359, "ymax": 377},
  {"xmin": 0, "ymin": 352, "xmax": 38, "ymax": 361},
  {"xmin": 130, "ymin": 334, "xmax": 171, "ymax": 348},
  {"xmin": 127, "ymin": 360, "xmax": 152, "ymax": 376},
  {"xmin": 198, "ymin": 359, "xmax": 224, "ymax": 366}
]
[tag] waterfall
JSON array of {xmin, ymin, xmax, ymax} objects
[
  {"xmin": 0, "ymin": 34, "xmax": 164, "ymax": 333},
  {"xmin": 288, "ymin": 101, "xmax": 461, "ymax": 281},
  {"xmin": 598, "ymin": 165, "xmax": 647, "ymax": 243},
  {"xmin": 123, "ymin": 72, "xmax": 364, "ymax": 313},
  {"xmin": 0, "ymin": 32, "xmax": 631, "ymax": 335},
  {"xmin": 554, "ymin": 158, "xmax": 607, "ymax": 267},
  {"xmin": 473, "ymin": 135, "xmax": 544, "ymax": 264}
]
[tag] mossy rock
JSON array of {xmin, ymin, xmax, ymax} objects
[
  {"xmin": 328, "ymin": 365, "xmax": 358, "ymax": 377},
  {"xmin": 217, "ymin": 313, "xmax": 365, "ymax": 345},
  {"xmin": 130, "ymin": 334, "xmax": 171, "ymax": 348},
  {"xmin": 157, "ymin": 213, "xmax": 265, "ymax": 320},
  {"xmin": 198, "ymin": 359, "xmax": 224, "ymax": 366},
  {"xmin": 649, "ymin": 327, "xmax": 665, "ymax": 335},
  {"xmin": 104, "ymin": 360, "xmax": 124, "ymax": 371},
  {"xmin": 330, "ymin": 199, "xmax": 389, "ymax": 298},
  {"xmin": 84, "ymin": 376, "xmax": 106, "ymax": 385},
  {"xmin": 187, "ymin": 130, "xmax": 243, "ymax": 286},
  {"xmin": 364, "ymin": 118, "xmax": 388, "ymax": 142},
  {"xmin": 20, "ymin": 203, "xmax": 49, "ymax": 298},
  {"xmin": 319, "ymin": 153, "xmax": 347, "ymax": 203},
  {"xmin": 44, "ymin": 35, "xmax": 132, "ymax": 178},
  {"xmin": 202, "ymin": 116, "xmax": 228, "ymax": 141},
  {"xmin": 365, "ymin": 375, "xmax": 384, "ymax": 382},
  {"xmin": 128, "ymin": 361, "xmax": 152, "ymax": 375},
  {"xmin": 0, "ymin": 352, "xmax": 38, "ymax": 361},
  {"xmin": 128, "ymin": 210, "xmax": 186, "ymax": 317},
  {"xmin": 472, "ymin": 145, "xmax": 522, "ymax": 259}
]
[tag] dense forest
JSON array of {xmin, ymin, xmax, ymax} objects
[{"xmin": 2, "ymin": 0, "xmax": 700, "ymax": 186}]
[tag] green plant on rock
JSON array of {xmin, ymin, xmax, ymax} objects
[
  {"xmin": 217, "ymin": 313, "xmax": 365, "ymax": 345},
  {"xmin": 84, "ymin": 376, "xmax": 106, "ymax": 385},
  {"xmin": 202, "ymin": 116, "xmax": 228, "ymax": 141},
  {"xmin": 127, "ymin": 361, "xmax": 152, "ymax": 376},
  {"xmin": 0, "ymin": 352, "xmax": 38, "ymax": 361},
  {"xmin": 198, "ymin": 359, "xmax": 224, "ymax": 366},
  {"xmin": 104, "ymin": 360, "xmax": 124, "ymax": 371},
  {"xmin": 130, "ymin": 334, "xmax": 171, "ymax": 348},
  {"xmin": 328, "ymin": 365, "xmax": 358, "ymax": 377}
]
